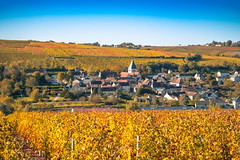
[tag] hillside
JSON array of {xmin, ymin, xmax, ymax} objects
[{"xmin": 1, "ymin": 39, "xmax": 240, "ymax": 71}]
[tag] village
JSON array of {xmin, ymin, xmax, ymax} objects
[{"xmin": 21, "ymin": 60, "xmax": 239, "ymax": 111}]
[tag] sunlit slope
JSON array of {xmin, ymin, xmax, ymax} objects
[
  {"xmin": 0, "ymin": 40, "xmax": 187, "ymax": 59},
  {"xmin": 1, "ymin": 40, "xmax": 240, "ymax": 71}
]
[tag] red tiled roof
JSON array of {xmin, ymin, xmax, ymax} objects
[
  {"xmin": 170, "ymin": 78, "xmax": 182, "ymax": 84},
  {"xmin": 142, "ymin": 78, "xmax": 149, "ymax": 85},
  {"xmin": 186, "ymin": 91, "xmax": 197, "ymax": 97},
  {"xmin": 128, "ymin": 72, "xmax": 139, "ymax": 76},
  {"xmin": 118, "ymin": 80, "xmax": 128, "ymax": 82},
  {"xmin": 120, "ymin": 72, "xmax": 139, "ymax": 78},
  {"xmin": 120, "ymin": 72, "xmax": 129, "ymax": 77},
  {"xmin": 72, "ymin": 82, "xmax": 78, "ymax": 87}
]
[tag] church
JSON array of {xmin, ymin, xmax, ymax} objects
[{"xmin": 120, "ymin": 60, "xmax": 141, "ymax": 80}]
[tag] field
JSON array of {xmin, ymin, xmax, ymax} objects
[
  {"xmin": 1, "ymin": 110, "xmax": 239, "ymax": 159},
  {"xmin": 1, "ymin": 40, "xmax": 240, "ymax": 71}
]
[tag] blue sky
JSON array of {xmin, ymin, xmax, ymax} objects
[{"xmin": 0, "ymin": 0, "xmax": 240, "ymax": 46}]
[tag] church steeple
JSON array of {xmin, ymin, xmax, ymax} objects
[{"xmin": 128, "ymin": 60, "xmax": 137, "ymax": 73}]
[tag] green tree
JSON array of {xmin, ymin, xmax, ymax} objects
[
  {"xmin": 188, "ymin": 100, "xmax": 195, "ymax": 106},
  {"xmin": 223, "ymin": 79, "xmax": 235, "ymax": 88},
  {"xmin": 209, "ymin": 101, "xmax": 222, "ymax": 109},
  {"xmin": 178, "ymin": 64, "xmax": 188, "ymax": 73},
  {"xmin": 194, "ymin": 94, "xmax": 201, "ymax": 101},
  {"xmin": 167, "ymin": 100, "xmax": 179, "ymax": 106},
  {"xmin": 89, "ymin": 94, "xmax": 102, "ymax": 104},
  {"xmin": 26, "ymin": 77, "xmax": 39, "ymax": 87},
  {"xmin": 188, "ymin": 62, "xmax": 197, "ymax": 70},
  {"xmin": 65, "ymin": 71, "xmax": 74, "ymax": 83},
  {"xmin": 1, "ymin": 96, "xmax": 14, "ymax": 105},
  {"xmin": 210, "ymin": 79, "xmax": 218, "ymax": 87},
  {"xmin": 226, "ymin": 40, "xmax": 232, "ymax": 47},
  {"xmin": 125, "ymin": 101, "xmax": 141, "ymax": 111},
  {"xmin": 0, "ymin": 78, "xmax": 14, "ymax": 96},
  {"xmin": 206, "ymin": 74, "xmax": 213, "ymax": 83},
  {"xmin": 179, "ymin": 94, "xmax": 190, "ymax": 106},
  {"xmin": 115, "ymin": 88, "xmax": 122, "ymax": 98},
  {"xmin": 32, "ymin": 71, "xmax": 41, "ymax": 82},
  {"xmin": 0, "ymin": 65, "xmax": 4, "ymax": 81},
  {"xmin": 0, "ymin": 103, "xmax": 14, "ymax": 115},
  {"xmin": 57, "ymin": 72, "xmax": 65, "ymax": 83},
  {"xmin": 30, "ymin": 89, "xmax": 41, "ymax": 102},
  {"xmin": 98, "ymin": 87, "xmax": 102, "ymax": 96}
]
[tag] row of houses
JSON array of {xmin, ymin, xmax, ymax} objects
[
  {"xmin": 216, "ymin": 71, "xmax": 240, "ymax": 82},
  {"xmin": 25, "ymin": 61, "xmax": 240, "ymax": 109}
]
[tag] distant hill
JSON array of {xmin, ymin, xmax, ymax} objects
[{"xmin": 0, "ymin": 39, "xmax": 240, "ymax": 71}]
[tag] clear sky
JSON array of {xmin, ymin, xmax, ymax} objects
[{"xmin": 0, "ymin": 0, "xmax": 239, "ymax": 46}]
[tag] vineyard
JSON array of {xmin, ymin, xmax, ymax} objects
[
  {"xmin": 1, "ymin": 40, "xmax": 240, "ymax": 71},
  {"xmin": 1, "ymin": 110, "xmax": 240, "ymax": 159}
]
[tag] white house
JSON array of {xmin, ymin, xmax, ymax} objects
[
  {"xmin": 216, "ymin": 76, "xmax": 225, "ymax": 83},
  {"xmin": 217, "ymin": 71, "xmax": 230, "ymax": 78},
  {"xmin": 194, "ymin": 73, "xmax": 205, "ymax": 81},
  {"xmin": 230, "ymin": 75, "xmax": 240, "ymax": 82},
  {"xmin": 233, "ymin": 97, "xmax": 240, "ymax": 109},
  {"xmin": 164, "ymin": 93, "xmax": 179, "ymax": 101},
  {"xmin": 176, "ymin": 73, "xmax": 193, "ymax": 79}
]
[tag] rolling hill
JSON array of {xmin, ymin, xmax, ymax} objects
[{"xmin": 1, "ymin": 39, "xmax": 240, "ymax": 71}]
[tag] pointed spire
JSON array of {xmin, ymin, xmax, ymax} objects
[{"xmin": 128, "ymin": 60, "xmax": 137, "ymax": 73}]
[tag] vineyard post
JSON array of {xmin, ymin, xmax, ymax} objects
[
  {"xmin": 137, "ymin": 136, "xmax": 140, "ymax": 156},
  {"xmin": 72, "ymin": 138, "xmax": 75, "ymax": 151},
  {"xmin": 39, "ymin": 135, "xmax": 45, "ymax": 157}
]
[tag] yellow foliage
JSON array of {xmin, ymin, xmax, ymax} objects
[{"xmin": 6, "ymin": 110, "xmax": 240, "ymax": 159}]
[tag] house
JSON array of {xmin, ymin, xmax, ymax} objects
[
  {"xmin": 216, "ymin": 76, "xmax": 225, "ymax": 83},
  {"xmin": 90, "ymin": 79, "xmax": 102, "ymax": 88},
  {"xmin": 230, "ymin": 75, "xmax": 240, "ymax": 82},
  {"xmin": 99, "ymin": 71, "xmax": 117, "ymax": 79},
  {"xmin": 119, "ymin": 77, "xmax": 138, "ymax": 88},
  {"xmin": 134, "ymin": 84, "xmax": 152, "ymax": 93},
  {"xmin": 169, "ymin": 78, "xmax": 183, "ymax": 87},
  {"xmin": 151, "ymin": 80, "xmax": 168, "ymax": 90},
  {"xmin": 216, "ymin": 71, "xmax": 230, "ymax": 78},
  {"xmin": 234, "ymin": 71, "xmax": 240, "ymax": 75},
  {"xmin": 155, "ymin": 88, "xmax": 166, "ymax": 96},
  {"xmin": 233, "ymin": 97, "xmax": 240, "ymax": 109},
  {"xmin": 69, "ymin": 83, "xmax": 86, "ymax": 95},
  {"xmin": 147, "ymin": 73, "xmax": 154, "ymax": 79},
  {"xmin": 176, "ymin": 73, "xmax": 194, "ymax": 79},
  {"xmin": 128, "ymin": 60, "xmax": 137, "ymax": 73},
  {"xmin": 194, "ymin": 73, "xmax": 205, "ymax": 81},
  {"xmin": 195, "ymin": 100, "xmax": 209, "ymax": 109},
  {"xmin": 208, "ymin": 92, "xmax": 218, "ymax": 98},
  {"xmin": 115, "ymin": 80, "xmax": 131, "ymax": 92},
  {"xmin": 120, "ymin": 72, "xmax": 141, "ymax": 79},
  {"xmin": 153, "ymin": 75, "xmax": 168, "ymax": 83},
  {"xmin": 210, "ymin": 98, "xmax": 226, "ymax": 107},
  {"xmin": 82, "ymin": 77, "xmax": 91, "ymax": 85},
  {"xmin": 185, "ymin": 91, "xmax": 197, "ymax": 100},
  {"xmin": 164, "ymin": 92, "xmax": 179, "ymax": 101},
  {"xmin": 120, "ymin": 60, "xmax": 141, "ymax": 80},
  {"xmin": 101, "ymin": 87, "xmax": 117, "ymax": 95},
  {"xmin": 142, "ymin": 78, "xmax": 151, "ymax": 86},
  {"xmin": 166, "ymin": 86, "xmax": 182, "ymax": 93},
  {"xmin": 50, "ymin": 74, "xmax": 58, "ymax": 85}
]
